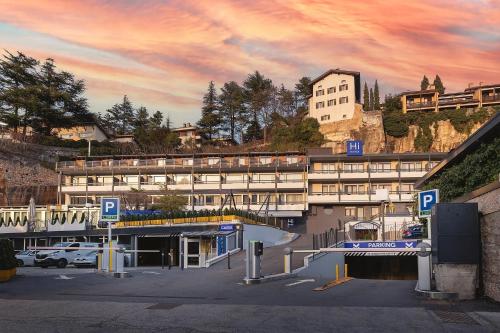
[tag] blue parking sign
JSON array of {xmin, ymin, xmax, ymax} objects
[
  {"xmin": 418, "ymin": 189, "xmax": 439, "ymax": 218},
  {"xmin": 100, "ymin": 197, "xmax": 120, "ymax": 222},
  {"xmin": 346, "ymin": 140, "xmax": 363, "ymax": 156}
]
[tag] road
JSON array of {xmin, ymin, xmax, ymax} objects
[{"xmin": 1, "ymin": 236, "xmax": 500, "ymax": 332}]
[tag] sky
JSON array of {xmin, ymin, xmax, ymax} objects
[{"xmin": 0, "ymin": 0, "xmax": 499, "ymax": 126}]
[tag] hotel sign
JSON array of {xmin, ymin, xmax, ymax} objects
[{"xmin": 346, "ymin": 140, "xmax": 363, "ymax": 156}]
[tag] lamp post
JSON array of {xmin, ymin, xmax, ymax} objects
[{"xmin": 85, "ymin": 202, "xmax": 92, "ymax": 229}]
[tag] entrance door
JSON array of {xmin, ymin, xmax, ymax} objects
[{"xmin": 184, "ymin": 239, "xmax": 200, "ymax": 267}]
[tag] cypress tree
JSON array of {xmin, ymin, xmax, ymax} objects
[
  {"xmin": 197, "ymin": 81, "xmax": 221, "ymax": 140},
  {"xmin": 433, "ymin": 75, "xmax": 445, "ymax": 94},
  {"xmin": 369, "ymin": 88, "xmax": 374, "ymax": 111},
  {"xmin": 363, "ymin": 82, "xmax": 370, "ymax": 111},
  {"xmin": 421, "ymin": 75, "xmax": 430, "ymax": 90},
  {"xmin": 374, "ymin": 80, "xmax": 380, "ymax": 110}
]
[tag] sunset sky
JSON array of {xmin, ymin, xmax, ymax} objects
[{"xmin": 1, "ymin": 0, "xmax": 499, "ymax": 125}]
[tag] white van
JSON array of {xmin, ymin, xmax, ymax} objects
[{"xmin": 35, "ymin": 242, "xmax": 99, "ymax": 268}]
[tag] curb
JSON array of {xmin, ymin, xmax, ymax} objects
[{"xmin": 243, "ymin": 273, "xmax": 296, "ymax": 285}]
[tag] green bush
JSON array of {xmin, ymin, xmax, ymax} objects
[{"xmin": 0, "ymin": 239, "xmax": 17, "ymax": 270}]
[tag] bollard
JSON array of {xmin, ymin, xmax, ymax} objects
[
  {"xmin": 345, "ymin": 264, "xmax": 348, "ymax": 278},
  {"xmin": 168, "ymin": 251, "xmax": 172, "ymax": 270},
  {"xmin": 284, "ymin": 247, "xmax": 293, "ymax": 274},
  {"xmin": 161, "ymin": 250, "xmax": 165, "ymax": 269},
  {"xmin": 336, "ymin": 264, "xmax": 339, "ymax": 281},
  {"xmin": 227, "ymin": 251, "xmax": 231, "ymax": 270}
]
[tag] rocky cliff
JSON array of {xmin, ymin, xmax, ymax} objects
[{"xmin": 320, "ymin": 106, "xmax": 493, "ymax": 153}]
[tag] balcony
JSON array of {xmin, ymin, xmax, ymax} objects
[
  {"xmin": 406, "ymin": 101, "xmax": 436, "ymax": 110},
  {"xmin": 308, "ymin": 191, "xmax": 417, "ymax": 204},
  {"xmin": 482, "ymin": 94, "xmax": 500, "ymax": 103}
]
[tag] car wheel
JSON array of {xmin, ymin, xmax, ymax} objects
[
  {"xmin": 17, "ymin": 259, "xmax": 24, "ymax": 267},
  {"xmin": 57, "ymin": 259, "xmax": 68, "ymax": 268}
]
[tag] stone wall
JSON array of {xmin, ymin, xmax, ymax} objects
[{"xmin": 461, "ymin": 183, "xmax": 500, "ymax": 302}]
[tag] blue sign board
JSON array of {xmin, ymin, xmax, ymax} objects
[
  {"xmin": 344, "ymin": 241, "xmax": 418, "ymax": 249},
  {"xmin": 219, "ymin": 224, "xmax": 236, "ymax": 232},
  {"xmin": 100, "ymin": 197, "xmax": 120, "ymax": 222},
  {"xmin": 346, "ymin": 140, "xmax": 363, "ymax": 156},
  {"xmin": 217, "ymin": 236, "xmax": 226, "ymax": 255},
  {"xmin": 418, "ymin": 189, "xmax": 439, "ymax": 218}
]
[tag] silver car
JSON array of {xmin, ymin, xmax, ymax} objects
[
  {"xmin": 15, "ymin": 250, "xmax": 38, "ymax": 267},
  {"xmin": 71, "ymin": 250, "xmax": 98, "ymax": 268}
]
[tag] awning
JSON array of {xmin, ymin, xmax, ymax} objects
[
  {"xmin": 181, "ymin": 230, "xmax": 235, "ymax": 237},
  {"xmin": 353, "ymin": 222, "xmax": 379, "ymax": 230}
]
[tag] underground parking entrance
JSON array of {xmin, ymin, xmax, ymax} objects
[
  {"xmin": 137, "ymin": 235, "xmax": 180, "ymax": 267},
  {"xmin": 345, "ymin": 254, "xmax": 418, "ymax": 280}
]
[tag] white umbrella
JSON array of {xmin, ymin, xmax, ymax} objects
[{"xmin": 28, "ymin": 197, "xmax": 36, "ymax": 232}]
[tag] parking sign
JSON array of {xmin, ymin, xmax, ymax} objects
[
  {"xmin": 418, "ymin": 189, "xmax": 439, "ymax": 218},
  {"xmin": 100, "ymin": 197, "xmax": 120, "ymax": 222}
]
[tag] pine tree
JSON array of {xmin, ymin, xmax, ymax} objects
[
  {"xmin": 106, "ymin": 95, "xmax": 135, "ymax": 135},
  {"xmin": 242, "ymin": 71, "xmax": 273, "ymax": 142},
  {"xmin": 420, "ymin": 75, "xmax": 430, "ymax": 90},
  {"xmin": 363, "ymin": 82, "xmax": 370, "ymax": 111},
  {"xmin": 369, "ymin": 88, "xmax": 374, "ymax": 111},
  {"xmin": 197, "ymin": 81, "xmax": 220, "ymax": 140},
  {"xmin": 433, "ymin": 75, "xmax": 445, "ymax": 94},
  {"xmin": 294, "ymin": 76, "xmax": 312, "ymax": 109},
  {"xmin": 219, "ymin": 81, "xmax": 245, "ymax": 142},
  {"xmin": 373, "ymin": 80, "xmax": 380, "ymax": 110}
]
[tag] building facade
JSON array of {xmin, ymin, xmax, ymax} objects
[
  {"xmin": 308, "ymin": 69, "xmax": 361, "ymax": 124},
  {"xmin": 171, "ymin": 123, "xmax": 205, "ymax": 148},
  {"xmin": 401, "ymin": 83, "xmax": 500, "ymax": 113}
]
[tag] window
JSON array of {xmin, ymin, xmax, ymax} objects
[
  {"xmin": 327, "ymin": 87, "xmax": 336, "ymax": 94},
  {"xmin": 357, "ymin": 207, "xmax": 364, "ymax": 219},
  {"xmin": 316, "ymin": 101, "xmax": 325, "ymax": 109},
  {"xmin": 344, "ymin": 184, "xmax": 365, "ymax": 194},
  {"xmin": 401, "ymin": 162, "xmax": 423, "ymax": 171},
  {"xmin": 370, "ymin": 207, "xmax": 380, "ymax": 216},
  {"xmin": 320, "ymin": 163, "xmax": 336, "ymax": 172},
  {"xmin": 225, "ymin": 174, "xmax": 247, "ymax": 183},
  {"xmin": 253, "ymin": 173, "xmax": 274, "ymax": 183},
  {"xmin": 321, "ymin": 184, "xmax": 336, "ymax": 194},
  {"xmin": 286, "ymin": 194, "xmax": 303, "ymax": 204},
  {"xmin": 371, "ymin": 183, "xmax": 392, "ymax": 192},
  {"xmin": 259, "ymin": 156, "xmax": 272, "ymax": 165},
  {"xmin": 343, "ymin": 163, "xmax": 364, "ymax": 172},
  {"xmin": 315, "ymin": 89, "xmax": 325, "ymax": 96},
  {"xmin": 182, "ymin": 158, "xmax": 193, "ymax": 166},
  {"xmin": 370, "ymin": 162, "xmax": 391, "ymax": 172},
  {"xmin": 286, "ymin": 156, "xmax": 298, "ymax": 165},
  {"xmin": 208, "ymin": 158, "xmax": 220, "ymax": 166},
  {"xmin": 345, "ymin": 207, "xmax": 356, "ymax": 217},
  {"xmin": 339, "ymin": 96, "xmax": 349, "ymax": 104},
  {"xmin": 321, "ymin": 114, "xmax": 330, "ymax": 121},
  {"xmin": 327, "ymin": 99, "xmax": 336, "ymax": 106},
  {"xmin": 339, "ymin": 83, "xmax": 348, "ymax": 91},
  {"xmin": 400, "ymin": 183, "xmax": 414, "ymax": 193},
  {"xmin": 205, "ymin": 195, "xmax": 218, "ymax": 206}
]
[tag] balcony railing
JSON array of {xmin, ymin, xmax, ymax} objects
[
  {"xmin": 482, "ymin": 94, "xmax": 500, "ymax": 102},
  {"xmin": 57, "ymin": 155, "xmax": 307, "ymax": 171},
  {"xmin": 309, "ymin": 190, "xmax": 417, "ymax": 196},
  {"xmin": 406, "ymin": 101, "xmax": 435, "ymax": 109},
  {"xmin": 310, "ymin": 167, "xmax": 430, "ymax": 174},
  {"xmin": 438, "ymin": 98, "xmax": 478, "ymax": 106}
]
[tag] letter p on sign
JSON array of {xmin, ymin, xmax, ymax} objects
[
  {"xmin": 418, "ymin": 189, "xmax": 439, "ymax": 218},
  {"xmin": 100, "ymin": 197, "xmax": 120, "ymax": 222}
]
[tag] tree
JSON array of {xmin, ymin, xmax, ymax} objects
[
  {"xmin": 369, "ymin": 88, "xmax": 374, "ymax": 111},
  {"xmin": 242, "ymin": 71, "xmax": 273, "ymax": 142},
  {"xmin": 150, "ymin": 111, "xmax": 163, "ymax": 129},
  {"xmin": 135, "ymin": 106, "xmax": 149, "ymax": 129},
  {"xmin": 197, "ymin": 81, "xmax": 220, "ymax": 140},
  {"xmin": 270, "ymin": 116, "xmax": 325, "ymax": 150},
  {"xmin": 218, "ymin": 81, "xmax": 245, "ymax": 142},
  {"xmin": 106, "ymin": 95, "xmax": 135, "ymax": 134},
  {"xmin": 276, "ymin": 84, "xmax": 295, "ymax": 117},
  {"xmin": 433, "ymin": 75, "xmax": 445, "ymax": 94},
  {"xmin": 363, "ymin": 82, "xmax": 369, "ymax": 111},
  {"xmin": 373, "ymin": 80, "xmax": 380, "ymax": 110},
  {"xmin": 294, "ymin": 76, "xmax": 312, "ymax": 109},
  {"xmin": 154, "ymin": 186, "xmax": 188, "ymax": 212},
  {"xmin": 420, "ymin": 75, "xmax": 430, "ymax": 90}
]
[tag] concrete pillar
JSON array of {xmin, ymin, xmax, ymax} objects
[
  {"xmin": 131, "ymin": 235, "xmax": 138, "ymax": 267},
  {"xmin": 284, "ymin": 247, "xmax": 293, "ymax": 274}
]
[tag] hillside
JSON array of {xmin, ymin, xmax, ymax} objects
[{"xmin": 320, "ymin": 106, "xmax": 497, "ymax": 153}]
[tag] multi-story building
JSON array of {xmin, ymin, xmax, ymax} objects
[
  {"xmin": 56, "ymin": 152, "xmax": 309, "ymax": 219},
  {"xmin": 306, "ymin": 149, "xmax": 445, "ymax": 235},
  {"xmin": 308, "ymin": 69, "xmax": 361, "ymax": 124},
  {"xmin": 171, "ymin": 123, "xmax": 206, "ymax": 148},
  {"xmin": 401, "ymin": 83, "xmax": 500, "ymax": 113}
]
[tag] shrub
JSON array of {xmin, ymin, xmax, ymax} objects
[{"xmin": 0, "ymin": 239, "xmax": 17, "ymax": 270}]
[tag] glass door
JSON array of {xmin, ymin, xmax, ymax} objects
[{"xmin": 184, "ymin": 239, "xmax": 200, "ymax": 267}]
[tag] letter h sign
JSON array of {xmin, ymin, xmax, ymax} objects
[{"xmin": 346, "ymin": 140, "xmax": 363, "ymax": 156}]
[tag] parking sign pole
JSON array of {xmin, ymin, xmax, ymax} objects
[{"xmin": 108, "ymin": 221, "xmax": 113, "ymax": 272}]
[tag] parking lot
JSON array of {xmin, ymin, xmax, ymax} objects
[{"xmin": 2, "ymin": 250, "xmax": 500, "ymax": 333}]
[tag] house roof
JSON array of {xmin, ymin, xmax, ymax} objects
[
  {"xmin": 415, "ymin": 112, "xmax": 500, "ymax": 188},
  {"xmin": 309, "ymin": 69, "xmax": 360, "ymax": 86},
  {"xmin": 464, "ymin": 83, "xmax": 500, "ymax": 92},
  {"xmin": 400, "ymin": 89, "xmax": 437, "ymax": 96}
]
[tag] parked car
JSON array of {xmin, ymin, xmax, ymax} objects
[
  {"xmin": 35, "ymin": 242, "xmax": 99, "ymax": 268},
  {"xmin": 72, "ymin": 250, "xmax": 98, "ymax": 268},
  {"xmin": 402, "ymin": 225, "xmax": 423, "ymax": 239},
  {"xmin": 15, "ymin": 250, "xmax": 38, "ymax": 267}
]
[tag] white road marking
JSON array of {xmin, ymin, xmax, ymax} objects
[
  {"xmin": 55, "ymin": 275, "xmax": 74, "ymax": 280},
  {"xmin": 285, "ymin": 279, "xmax": 315, "ymax": 287},
  {"xmin": 142, "ymin": 271, "xmax": 161, "ymax": 275}
]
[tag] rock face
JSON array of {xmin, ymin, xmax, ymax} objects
[{"xmin": 320, "ymin": 106, "xmax": 492, "ymax": 153}]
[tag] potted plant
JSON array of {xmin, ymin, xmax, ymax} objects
[{"xmin": 0, "ymin": 239, "xmax": 17, "ymax": 282}]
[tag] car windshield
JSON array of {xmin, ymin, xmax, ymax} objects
[{"xmin": 17, "ymin": 250, "xmax": 30, "ymax": 255}]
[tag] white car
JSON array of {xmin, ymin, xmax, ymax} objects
[
  {"xmin": 72, "ymin": 250, "xmax": 98, "ymax": 268},
  {"xmin": 35, "ymin": 242, "xmax": 99, "ymax": 268},
  {"xmin": 15, "ymin": 250, "xmax": 38, "ymax": 267}
]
